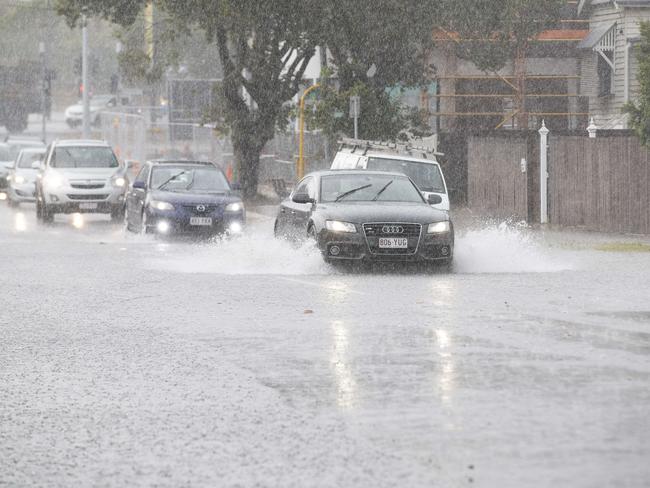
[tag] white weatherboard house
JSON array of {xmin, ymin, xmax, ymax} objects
[{"xmin": 578, "ymin": 0, "xmax": 650, "ymax": 128}]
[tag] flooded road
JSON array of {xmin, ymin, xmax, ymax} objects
[{"xmin": 1, "ymin": 203, "xmax": 649, "ymax": 487}]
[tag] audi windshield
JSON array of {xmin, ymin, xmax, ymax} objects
[{"xmin": 320, "ymin": 174, "xmax": 425, "ymax": 203}]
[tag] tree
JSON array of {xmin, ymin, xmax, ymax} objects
[
  {"xmin": 624, "ymin": 22, "xmax": 650, "ymax": 146},
  {"xmin": 56, "ymin": 0, "xmax": 323, "ymax": 198},
  {"xmin": 315, "ymin": 0, "xmax": 440, "ymax": 140},
  {"xmin": 439, "ymin": 0, "xmax": 564, "ymax": 129}
]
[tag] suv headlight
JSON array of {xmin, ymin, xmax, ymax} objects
[
  {"xmin": 150, "ymin": 200, "xmax": 174, "ymax": 211},
  {"xmin": 427, "ymin": 221, "xmax": 451, "ymax": 234},
  {"xmin": 326, "ymin": 220, "xmax": 357, "ymax": 233},
  {"xmin": 43, "ymin": 172, "xmax": 64, "ymax": 189},
  {"xmin": 225, "ymin": 202, "xmax": 243, "ymax": 212},
  {"xmin": 14, "ymin": 174, "xmax": 25, "ymax": 184},
  {"xmin": 112, "ymin": 176, "xmax": 126, "ymax": 187}
]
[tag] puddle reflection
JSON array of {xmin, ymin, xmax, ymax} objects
[{"xmin": 331, "ymin": 319, "xmax": 358, "ymax": 409}]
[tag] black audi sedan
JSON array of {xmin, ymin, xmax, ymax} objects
[
  {"xmin": 274, "ymin": 170, "xmax": 453, "ymax": 267},
  {"xmin": 125, "ymin": 160, "xmax": 245, "ymax": 236}
]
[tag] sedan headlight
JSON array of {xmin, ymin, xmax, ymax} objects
[
  {"xmin": 112, "ymin": 176, "xmax": 126, "ymax": 187},
  {"xmin": 150, "ymin": 200, "xmax": 174, "ymax": 211},
  {"xmin": 225, "ymin": 202, "xmax": 243, "ymax": 212},
  {"xmin": 427, "ymin": 221, "xmax": 451, "ymax": 234},
  {"xmin": 43, "ymin": 172, "xmax": 64, "ymax": 189},
  {"xmin": 14, "ymin": 174, "xmax": 26, "ymax": 184},
  {"xmin": 325, "ymin": 220, "xmax": 357, "ymax": 233}
]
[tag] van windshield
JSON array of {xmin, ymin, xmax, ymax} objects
[{"xmin": 366, "ymin": 157, "xmax": 445, "ymax": 193}]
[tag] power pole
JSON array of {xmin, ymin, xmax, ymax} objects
[{"xmin": 82, "ymin": 14, "xmax": 90, "ymax": 138}]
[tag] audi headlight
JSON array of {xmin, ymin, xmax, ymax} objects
[
  {"xmin": 325, "ymin": 220, "xmax": 357, "ymax": 233},
  {"xmin": 150, "ymin": 200, "xmax": 174, "ymax": 211},
  {"xmin": 427, "ymin": 221, "xmax": 451, "ymax": 234},
  {"xmin": 43, "ymin": 172, "xmax": 64, "ymax": 189},
  {"xmin": 112, "ymin": 176, "xmax": 126, "ymax": 187},
  {"xmin": 225, "ymin": 202, "xmax": 243, "ymax": 212},
  {"xmin": 14, "ymin": 174, "xmax": 26, "ymax": 184}
]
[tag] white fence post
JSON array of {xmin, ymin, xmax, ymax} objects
[{"xmin": 538, "ymin": 120, "xmax": 549, "ymax": 225}]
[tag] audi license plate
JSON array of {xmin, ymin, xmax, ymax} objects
[
  {"xmin": 79, "ymin": 202, "xmax": 97, "ymax": 210},
  {"xmin": 190, "ymin": 217, "xmax": 212, "ymax": 226},
  {"xmin": 378, "ymin": 237, "xmax": 408, "ymax": 249}
]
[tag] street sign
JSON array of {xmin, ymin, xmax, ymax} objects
[{"xmin": 349, "ymin": 95, "xmax": 361, "ymax": 118}]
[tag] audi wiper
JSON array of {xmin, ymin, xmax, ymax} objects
[
  {"xmin": 371, "ymin": 180, "xmax": 394, "ymax": 201},
  {"xmin": 157, "ymin": 171, "xmax": 187, "ymax": 190},
  {"xmin": 334, "ymin": 184, "xmax": 372, "ymax": 202}
]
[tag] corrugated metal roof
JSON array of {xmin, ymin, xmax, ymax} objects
[{"xmin": 577, "ymin": 21, "xmax": 616, "ymax": 48}]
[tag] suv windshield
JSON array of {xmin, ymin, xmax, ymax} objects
[
  {"xmin": 17, "ymin": 150, "xmax": 45, "ymax": 168},
  {"xmin": 321, "ymin": 174, "xmax": 424, "ymax": 203},
  {"xmin": 51, "ymin": 146, "xmax": 119, "ymax": 169},
  {"xmin": 151, "ymin": 166, "xmax": 230, "ymax": 193},
  {"xmin": 366, "ymin": 157, "xmax": 445, "ymax": 193}
]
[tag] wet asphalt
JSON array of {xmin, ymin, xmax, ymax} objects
[{"xmin": 1, "ymin": 203, "xmax": 649, "ymax": 487}]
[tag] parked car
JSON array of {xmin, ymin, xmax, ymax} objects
[
  {"xmin": 274, "ymin": 170, "xmax": 454, "ymax": 268},
  {"xmin": 0, "ymin": 143, "xmax": 13, "ymax": 197},
  {"xmin": 64, "ymin": 94, "xmax": 117, "ymax": 128},
  {"xmin": 35, "ymin": 139, "xmax": 128, "ymax": 223},
  {"xmin": 6, "ymin": 147, "xmax": 46, "ymax": 206},
  {"xmin": 125, "ymin": 160, "xmax": 245, "ymax": 236},
  {"xmin": 330, "ymin": 138, "xmax": 450, "ymax": 211}
]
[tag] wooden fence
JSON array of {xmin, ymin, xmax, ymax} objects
[{"xmin": 548, "ymin": 135, "xmax": 650, "ymax": 234}]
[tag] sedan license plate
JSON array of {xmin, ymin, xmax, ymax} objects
[
  {"xmin": 79, "ymin": 202, "xmax": 98, "ymax": 210},
  {"xmin": 378, "ymin": 237, "xmax": 408, "ymax": 249},
  {"xmin": 190, "ymin": 217, "xmax": 212, "ymax": 226}
]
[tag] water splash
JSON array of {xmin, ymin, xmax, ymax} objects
[{"xmin": 454, "ymin": 221, "xmax": 571, "ymax": 274}]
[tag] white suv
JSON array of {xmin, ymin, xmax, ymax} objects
[
  {"xmin": 330, "ymin": 139, "xmax": 450, "ymax": 211},
  {"xmin": 35, "ymin": 140, "xmax": 128, "ymax": 223}
]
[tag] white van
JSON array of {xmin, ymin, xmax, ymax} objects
[{"xmin": 330, "ymin": 138, "xmax": 449, "ymax": 211}]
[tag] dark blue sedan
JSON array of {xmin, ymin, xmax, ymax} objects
[{"xmin": 125, "ymin": 160, "xmax": 245, "ymax": 235}]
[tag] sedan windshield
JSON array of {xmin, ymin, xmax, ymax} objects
[
  {"xmin": 17, "ymin": 150, "xmax": 45, "ymax": 169},
  {"xmin": 151, "ymin": 166, "xmax": 230, "ymax": 193},
  {"xmin": 366, "ymin": 158, "xmax": 445, "ymax": 193},
  {"xmin": 51, "ymin": 146, "xmax": 119, "ymax": 169},
  {"xmin": 321, "ymin": 174, "xmax": 424, "ymax": 203}
]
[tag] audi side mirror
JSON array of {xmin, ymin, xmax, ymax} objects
[
  {"xmin": 292, "ymin": 192, "xmax": 315, "ymax": 204},
  {"xmin": 427, "ymin": 194, "xmax": 443, "ymax": 205}
]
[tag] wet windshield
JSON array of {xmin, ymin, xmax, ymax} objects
[
  {"xmin": 366, "ymin": 157, "xmax": 445, "ymax": 193},
  {"xmin": 51, "ymin": 146, "xmax": 119, "ymax": 169},
  {"xmin": 321, "ymin": 174, "xmax": 424, "ymax": 203},
  {"xmin": 151, "ymin": 166, "xmax": 230, "ymax": 193},
  {"xmin": 17, "ymin": 150, "xmax": 45, "ymax": 168}
]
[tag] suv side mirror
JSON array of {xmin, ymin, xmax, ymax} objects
[
  {"xmin": 427, "ymin": 194, "xmax": 443, "ymax": 205},
  {"xmin": 132, "ymin": 180, "xmax": 146, "ymax": 190},
  {"xmin": 31, "ymin": 161, "xmax": 42, "ymax": 170},
  {"xmin": 292, "ymin": 192, "xmax": 315, "ymax": 204}
]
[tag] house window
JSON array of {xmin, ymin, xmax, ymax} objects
[{"xmin": 597, "ymin": 54, "xmax": 612, "ymax": 96}]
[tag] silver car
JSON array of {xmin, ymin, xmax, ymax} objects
[
  {"xmin": 35, "ymin": 140, "xmax": 128, "ymax": 223},
  {"xmin": 6, "ymin": 147, "xmax": 46, "ymax": 206}
]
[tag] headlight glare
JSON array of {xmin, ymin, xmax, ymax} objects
[
  {"xmin": 44, "ymin": 172, "xmax": 64, "ymax": 189},
  {"xmin": 226, "ymin": 202, "xmax": 243, "ymax": 212},
  {"xmin": 325, "ymin": 220, "xmax": 357, "ymax": 233},
  {"xmin": 150, "ymin": 200, "xmax": 174, "ymax": 211},
  {"xmin": 14, "ymin": 175, "xmax": 25, "ymax": 184},
  {"xmin": 113, "ymin": 176, "xmax": 126, "ymax": 187},
  {"xmin": 427, "ymin": 221, "xmax": 451, "ymax": 234}
]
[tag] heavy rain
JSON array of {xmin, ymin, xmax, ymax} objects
[{"xmin": 1, "ymin": 1, "xmax": 650, "ymax": 487}]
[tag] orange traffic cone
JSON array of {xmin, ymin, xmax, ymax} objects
[{"xmin": 226, "ymin": 162, "xmax": 233, "ymax": 182}]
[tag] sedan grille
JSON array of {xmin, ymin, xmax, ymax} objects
[{"xmin": 363, "ymin": 222, "xmax": 422, "ymax": 255}]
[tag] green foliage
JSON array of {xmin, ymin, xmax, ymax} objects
[
  {"xmin": 439, "ymin": 0, "xmax": 564, "ymax": 71},
  {"xmin": 624, "ymin": 22, "xmax": 650, "ymax": 146}
]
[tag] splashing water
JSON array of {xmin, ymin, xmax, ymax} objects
[
  {"xmin": 146, "ymin": 228, "xmax": 330, "ymax": 275},
  {"xmin": 454, "ymin": 221, "xmax": 571, "ymax": 274}
]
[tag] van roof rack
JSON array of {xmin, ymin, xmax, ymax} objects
[{"xmin": 337, "ymin": 136, "xmax": 444, "ymax": 158}]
